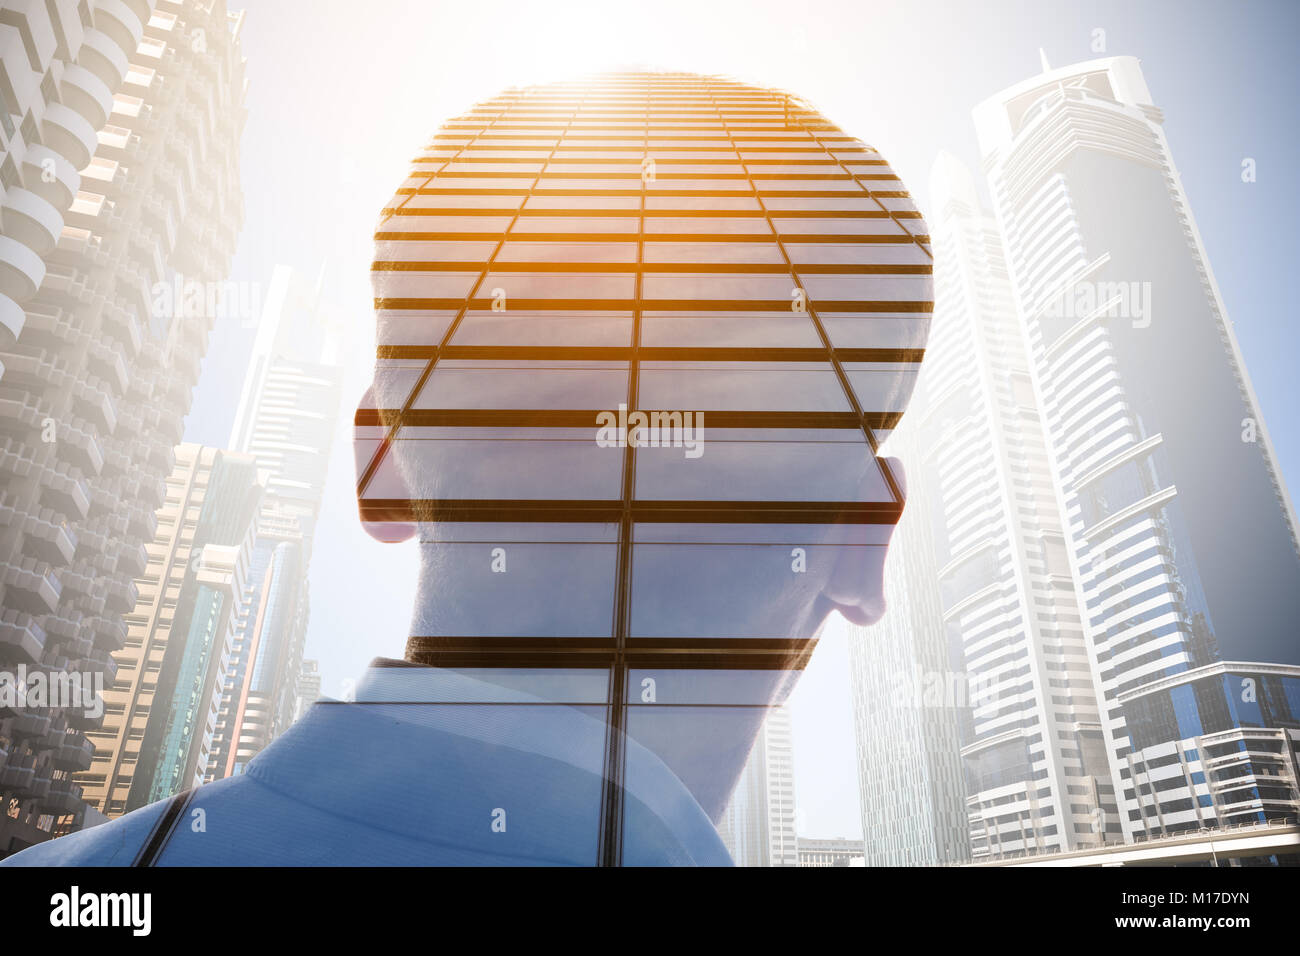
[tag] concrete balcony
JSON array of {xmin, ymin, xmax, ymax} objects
[
  {"xmin": 0, "ymin": 609, "xmax": 46, "ymax": 665},
  {"xmin": 0, "ymin": 235, "xmax": 45, "ymax": 302},
  {"xmin": 84, "ymin": 647, "xmax": 118, "ymax": 684},
  {"xmin": 51, "ymin": 730, "xmax": 94, "ymax": 772},
  {"xmin": 18, "ymin": 507, "xmax": 77, "ymax": 566},
  {"xmin": 0, "ymin": 292, "xmax": 22, "ymax": 340},
  {"xmin": 116, "ymin": 541, "xmax": 147, "ymax": 578},
  {"xmin": 102, "ymin": 575, "xmax": 137, "ymax": 614},
  {"xmin": 43, "ymin": 776, "xmax": 85, "ymax": 816},
  {"xmin": 39, "ymin": 102, "xmax": 97, "ymax": 171},
  {"xmin": 126, "ymin": 498, "xmax": 158, "ymax": 540},
  {"xmin": 11, "ymin": 712, "xmax": 52, "ymax": 741},
  {"xmin": 58, "ymin": 62, "xmax": 114, "ymax": 131},
  {"xmin": 75, "ymin": 28, "xmax": 130, "ymax": 90},
  {"xmin": 53, "ymin": 562, "xmax": 98, "ymax": 599},
  {"xmin": 18, "ymin": 145, "xmax": 79, "ymax": 210},
  {"xmin": 0, "ymin": 761, "xmax": 35, "ymax": 794},
  {"xmin": 71, "ymin": 376, "xmax": 119, "ymax": 433},
  {"xmin": 92, "ymin": 0, "xmax": 145, "ymax": 58},
  {"xmin": 0, "ymin": 557, "xmax": 61, "ymax": 615},
  {"xmin": 89, "ymin": 613, "xmax": 127, "ymax": 652},
  {"xmin": 84, "ymin": 337, "xmax": 129, "ymax": 391},
  {"xmin": 28, "ymin": 764, "xmax": 50, "ymax": 800},
  {"xmin": 0, "ymin": 187, "xmax": 63, "ymax": 256}
]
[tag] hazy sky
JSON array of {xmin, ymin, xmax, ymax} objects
[{"xmin": 184, "ymin": 0, "xmax": 1300, "ymax": 840}]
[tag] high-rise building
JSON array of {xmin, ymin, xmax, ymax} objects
[
  {"xmin": 0, "ymin": 0, "xmax": 244, "ymax": 854},
  {"xmin": 292, "ymin": 657, "xmax": 320, "ymax": 722},
  {"xmin": 974, "ymin": 55, "xmax": 1300, "ymax": 840},
  {"xmin": 0, "ymin": 0, "xmax": 150, "ymax": 346},
  {"xmin": 717, "ymin": 704, "xmax": 797, "ymax": 866},
  {"xmin": 356, "ymin": 71, "xmax": 931, "ymax": 864},
  {"xmin": 847, "ymin": 417, "xmax": 969, "ymax": 865},
  {"xmin": 209, "ymin": 264, "xmax": 345, "ymax": 779},
  {"xmin": 78, "ymin": 444, "xmax": 260, "ymax": 817}
]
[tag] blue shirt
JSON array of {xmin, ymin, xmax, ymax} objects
[{"xmin": 3, "ymin": 664, "xmax": 733, "ymax": 866}]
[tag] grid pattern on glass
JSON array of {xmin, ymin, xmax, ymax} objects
[{"xmin": 359, "ymin": 73, "xmax": 932, "ymax": 864}]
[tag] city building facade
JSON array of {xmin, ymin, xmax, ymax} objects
[
  {"xmin": 78, "ymin": 443, "xmax": 259, "ymax": 817},
  {"xmin": 209, "ymin": 264, "xmax": 344, "ymax": 779},
  {"xmin": 0, "ymin": 0, "xmax": 244, "ymax": 854},
  {"xmin": 974, "ymin": 55, "xmax": 1300, "ymax": 841},
  {"xmin": 717, "ymin": 704, "xmax": 797, "ymax": 866}
]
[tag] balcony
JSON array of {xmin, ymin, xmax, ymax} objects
[
  {"xmin": 11, "ymin": 712, "xmax": 53, "ymax": 741},
  {"xmin": 1, "ymin": 187, "xmax": 63, "ymax": 257},
  {"xmin": 0, "ymin": 292, "xmax": 22, "ymax": 340},
  {"xmin": 76, "ymin": 28, "xmax": 130, "ymax": 89},
  {"xmin": 93, "ymin": 0, "xmax": 145, "ymax": 57},
  {"xmin": 51, "ymin": 731, "xmax": 94, "ymax": 772},
  {"xmin": 0, "ymin": 557, "xmax": 61, "ymax": 615},
  {"xmin": 18, "ymin": 145, "xmax": 79, "ymax": 210},
  {"xmin": 0, "ymin": 235, "xmax": 45, "ymax": 302},
  {"xmin": 18, "ymin": 507, "xmax": 77, "ymax": 566},
  {"xmin": 40, "ymin": 102, "xmax": 97, "ymax": 171},
  {"xmin": 0, "ymin": 609, "xmax": 46, "ymax": 665},
  {"xmin": 89, "ymin": 613, "xmax": 127, "ymax": 652},
  {"xmin": 43, "ymin": 776, "xmax": 85, "ymax": 816},
  {"xmin": 84, "ymin": 647, "xmax": 118, "ymax": 684},
  {"xmin": 0, "ymin": 760, "xmax": 35, "ymax": 794},
  {"xmin": 58, "ymin": 63, "xmax": 114, "ymax": 131},
  {"xmin": 102, "ymin": 575, "xmax": 137, "ymax": 614}
]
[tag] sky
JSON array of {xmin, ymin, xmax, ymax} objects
[{"xmin": 183, "ymin": 0, "xmax": 1300, "ymax": 841}]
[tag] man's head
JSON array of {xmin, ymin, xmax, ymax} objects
[{"xmin": 352, "ymin": 72, "xmax": 930, "ymax": 818}]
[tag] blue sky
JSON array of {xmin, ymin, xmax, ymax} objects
[{"xmin": 183, "ymin": 0, "xmax": 1300, "ymax": 840}]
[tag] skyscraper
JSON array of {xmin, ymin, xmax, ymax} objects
[
  {"xmin": 0, "ymin": 0, "xmax": 145, "ymax": 346},
  {"xmin": 209, "ymin": 264, "xmax": 345, "ymax": 779},
  {"xmin": 717, "ymin": 704, "xmax": 797, "ymax": 866},
  {"xmin": 847, "ymin": 416, "xmax": 969, "ymax": 865},
  {"xmin": 78, "ymin": 444, "xmax": 260, "ymax": 817},
  {"xmin": 974, "ymin": 55, "xmax": 1300, "ymax": 839},
  {"xmin": 0, "ymin": 0, "xmax": 244, "ymax": 855}
]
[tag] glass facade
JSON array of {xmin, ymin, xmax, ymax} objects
[{"xmin": 357, "ymin": 72, "xmax": 931, "ymax": 863}]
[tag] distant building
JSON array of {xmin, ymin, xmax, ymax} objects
[
  {"xmin": 209, "ymin": 265, "xmax": 345, "ymax": 779},
  {"xmin": 717, "ymin": 705, "xmax": 797, "ymax": 866},
  {"xmin": 797, "ymin": 836, "xmax": 865, "ymax": 867},
  {"xmin": 292, "ymin": 658, "xmax": 321, "ymax": 722},
  {"xmin": 79, "ymin": 445, "xmax": 260, "ymax": 817}
]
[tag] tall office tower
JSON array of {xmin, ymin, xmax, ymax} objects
[
  {"xmin": 358, "ymin": 71, "xmax": 931, "ymax": 864},
  {"xmin": 906, "ymin": 152, "xmax": 1114, "ymax": 860},
  {"xmin": 292, "ymin": 657, "xmax": 320, "ymax": 722},
  {"xmin": 0, "ymin": 0, "xmax": 154, "ymax": 345},
  {"xmin": 0, "ymin": 0, "xmax": 244, "ymax": 854},
  {"xmin": 717, "ymin": 705, "xmax": 797, "ymax": 866},
  {"xmin": 974, "ymin": 56, "xmax": 1300, "ymax": 840},
  {"xmin": 209, "ymin": 265, "xmax": 345, "ymax": 779},
  {"xmin": 77, "ymin": 444, "xmax": 260, "ymax": 817},
  {"xmin": 847, "ymin": 418, "xmax": 968, "ymax": 866}
]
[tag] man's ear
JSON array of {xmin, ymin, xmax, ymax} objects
[
  {"xmin": 355, "ymin": 385, "xmax": 417, "ymax": 544},
  {"xmin": 819, "ymin": 456, "xmax": 906, "ymax": 627}
]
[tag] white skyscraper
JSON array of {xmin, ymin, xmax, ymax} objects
[
  {"xmin": 717, "ymin": 705, "xmax": 797, "ymax": 866},
  {"xmin": 974, "ymin": 56, "xmax": 1300, "ymax": 840}
]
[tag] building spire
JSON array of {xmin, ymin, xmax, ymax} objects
[{"xmin": 1039, "ymin": 48, "xmax": 1052, "ymax": 73}]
